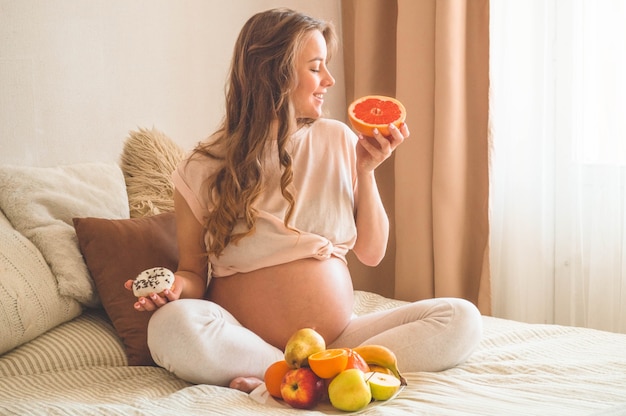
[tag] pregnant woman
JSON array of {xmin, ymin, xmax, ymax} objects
[{"xmin": 124, "ymin": 7, "xmax": 482, "ymax": 393}]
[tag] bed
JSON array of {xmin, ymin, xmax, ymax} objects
[
  {"xmin": 1, "ymin": 129, "xmax": 625, "ymax": 416},
  {"xmin": 1, "ymin": 292, "xmax": 625, "ymax": 416}
]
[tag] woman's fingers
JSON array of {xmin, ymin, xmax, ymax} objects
[
  {"xmin": 133, "ymin": 294, "xmax": 167, "ymax": 312},
  {"xmin": 398, "ymin": 122, "xmax": 410, "ymax": 138},
  {"xmin": 134, "ymin": 297, "xmax": 149, "ymax": 311},
  {"xmin": 385, "ymin": 123, "xmax": 407, "ymax": 149}
]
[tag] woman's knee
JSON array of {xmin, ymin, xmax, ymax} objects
[
  {"xmin": 438, "ymin": 298, "xmax": 483, "ymax": 367},
  {"xmin": 148, "ymin": 299, "xmax": 204, "ymax": 341},
  {"xmin": 447, "ymin": 297, "xmax": 483, "ymax": 341},
  {"xmin": 396, "ymin": 297, "xmax": 483, "ymax": 372},
  {"xmin": 147, "ymin": 299, "xmax": 238, "ymax": 385}
]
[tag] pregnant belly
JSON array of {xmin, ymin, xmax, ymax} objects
[{"xmin": 206, "ymin": 257, "xmax": 354, "ymax": 350}]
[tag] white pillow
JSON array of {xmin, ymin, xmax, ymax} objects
[
  {"xmin": 0, "ymin": 209, "xmax": 82, "ymax": 355},
  {"xmin": 0, "ymin": 163, "xmax": 129, "ymax": 306}
]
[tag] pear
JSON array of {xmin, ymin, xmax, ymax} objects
[
  {"xmin": 283, "ymin": 328, "xmax": 326, "ymax": 369},
  {"xmin": 328, "ymin": 369, "xmax": 372, "ymax": 412},
  {"xmin": 365, "ymin": 371, "xmax": 401, "ymax": 401}
]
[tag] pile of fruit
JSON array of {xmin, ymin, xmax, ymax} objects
[{"xmin": 264, "ymin": 328, "xmax": 407, "ymax": 412}]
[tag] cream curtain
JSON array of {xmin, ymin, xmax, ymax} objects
[
  {"xmin": 342, "ymin": 0, "xmax": 491, "ymax": 314},
  {"xmin": 490, "ymin": 0, "xmax": 626, "ymax": 333}
]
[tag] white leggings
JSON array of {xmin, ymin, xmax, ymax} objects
[{"xmin": 147, "ymin": 297, "xmax": 482, "ymax": 386}]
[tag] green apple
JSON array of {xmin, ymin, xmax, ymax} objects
[
  {"xmin": 284, "ymin": 328, "xmax": 326, "ymax": 368},
  {"xmin": 328, "ymin": 369, "xmax": 372, "ymax": 412},
  {"xmin": 366, "ymin": 371, "xmax": 401, "ymax": 401}
]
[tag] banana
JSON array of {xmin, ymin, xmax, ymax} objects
[
  {"xmin": 352, "ymin": 345, "xmax": 407, "ymax": 386},
  {"xmin": 367, "ymin": 364, "xmax": 393, "ymax": 376}
]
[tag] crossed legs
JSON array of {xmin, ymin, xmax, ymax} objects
[{"xmin": 147, "ymin": 297, "xmax": 482, "ymax": 388}]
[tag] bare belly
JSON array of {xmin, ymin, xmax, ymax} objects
[{"xmin": 206, "ymin": 257, "xmax": 354, "ymax": 350}]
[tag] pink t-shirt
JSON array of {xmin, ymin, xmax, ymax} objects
[{"xmin": 172, "ymin": 118, "xmax": 358, "ymax": 279}]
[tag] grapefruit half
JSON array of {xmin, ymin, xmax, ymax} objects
[{"xmin": 348, "ymin": 95, "xmax": 406, "ymax": 137}]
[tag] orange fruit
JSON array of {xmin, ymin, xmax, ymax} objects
[
  {"xmin": 342, "ymin": 348, "xmax": 370, "ymax": 373},
  {"xmin": 264, "ymin": 360, "xmax": 291, "ymax": 399},
  {"xmin": 348, "ymin": 95, "xmax": 406, "ymax": 137},
  {"xmin": 308, "ymin": 348, "xmax": 349, "ymax": 379}
]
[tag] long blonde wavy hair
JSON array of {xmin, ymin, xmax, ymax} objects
[{"xmin": 192, "ymin": 8, "xmax": 337, "ymax": 257}]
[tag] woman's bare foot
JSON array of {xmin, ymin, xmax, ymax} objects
[{"xmin": 229, "ymin": 376, "xmax": 263, "ymax": 393}]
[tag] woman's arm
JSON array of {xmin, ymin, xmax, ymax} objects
[
  {"xmin": 171, "ymin": 189, "xmax": 210, "ymax": 298},
  {"xmin": 125, "ymin": 189, "xmax": 209, "ymax": 311},
  {"xmin": 352, "ymin": 169, "xmax": 389, "ymax": 266},
  {"xmin": 352, "ymin": 122, "xmax": 409, "ymax": 266}
]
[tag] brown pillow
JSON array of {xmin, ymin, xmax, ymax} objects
[{"xmin": 73, "ymin": 212, "xmax": 178, "ymax": 366}]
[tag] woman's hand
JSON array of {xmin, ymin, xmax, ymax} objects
[
  {"xmin": 123, "ymin": 191, "xmax": 210, "ymax": 312},
  {"xmin": 123, "ymin": 276, "xmax": 183, "ymax": 312},
  {"xmin": 355, "ymin": 122, "xmax": 410, "ymax": 174}
]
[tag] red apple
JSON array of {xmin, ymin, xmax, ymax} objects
[
  {"xmin": 280, "ymin": 367, "xmax": 324, "ymax": 409},
  {"xmin": 343, "ymin": 348, "xmax": 370, "ymax": 373},
  {"xmin": 320, "ymin": 377, "xmax": 332, "ymax": 403}
]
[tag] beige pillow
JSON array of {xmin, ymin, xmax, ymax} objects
[
  {"xmin": 0, "ymin": 163, "xmax": 129, "ymax": 306},
  {"xmin": 0, "ymin": 210, "xmax": 82, "ymax": 355},
  {"xmin": 120, "ymin": 127, "xmax": 186, "ymax": 218}
]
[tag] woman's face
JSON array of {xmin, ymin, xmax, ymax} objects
[{"xmin": 292, "ymin": 30, "xmax": 335, "ymax": 119}]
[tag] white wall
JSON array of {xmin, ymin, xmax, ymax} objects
[{"xmin": 0, "ymin": 0, "xmax": 345, "ymax": 166}]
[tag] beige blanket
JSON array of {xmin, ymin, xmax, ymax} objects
[{"xmin": 1, "ymin": 291, "xmax": 625, "ymax": 415}]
